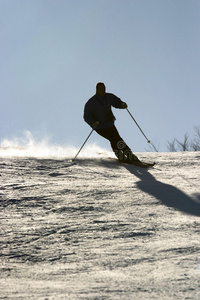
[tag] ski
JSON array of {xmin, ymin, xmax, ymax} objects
[{"xmin": 118, "ymin": 160, "xmax": 155, "ymax": 168}]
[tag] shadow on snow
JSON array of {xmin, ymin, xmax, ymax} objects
[{"xmin": 124, "ymin": 165, "xmax": 200, "ymax": 217}]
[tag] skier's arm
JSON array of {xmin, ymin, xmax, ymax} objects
[
  {"xmin": 109, "ymin": 93, "xmax": 128, "ymax": 109},
  {"xmin": 84, "ymin": 101, "xmax": 97, "ymax": 128}
]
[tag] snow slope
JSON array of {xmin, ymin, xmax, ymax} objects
[{"xmin": 0, "ymin": 148, "xmax": 200, "ymax": 299}]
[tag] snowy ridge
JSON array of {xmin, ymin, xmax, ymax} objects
[{"xmin": 1, "ymin": 151, "xmax": 200, "ymax": 299}]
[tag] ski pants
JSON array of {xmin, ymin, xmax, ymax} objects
[{"xmin": 96, "ymin": 125, "xmax": 138, "ymax": 161}]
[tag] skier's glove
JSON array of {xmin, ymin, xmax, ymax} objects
[
  {"xmin": 92, "ymin": 121, "xmax": 99, "ymax": 129},
  {"xmin": 121, "ymin": 102, "xmax": 128, "ymax": 109}
]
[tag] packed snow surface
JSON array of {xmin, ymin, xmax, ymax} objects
[{"xmin": 0, "ymin": 144, "xmax": 200, "ymax": 299}]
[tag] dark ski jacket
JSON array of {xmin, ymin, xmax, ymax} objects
[{"xmin": 84, "ymin": 93, "xmax": 124, "ymax": 130}]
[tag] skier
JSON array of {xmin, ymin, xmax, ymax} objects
[{"xmin": 83, "ymin": 82, "xmax": 141, "ymax": 164}]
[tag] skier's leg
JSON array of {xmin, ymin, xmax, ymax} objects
[
  {"xmin": 110, "ymin": 126, "xmax": 140, "ymax": 162},
  {"xmin": 96, "ymin": 127, "xmax": 118, "ymax": 155},
  {"xmin": 96, "ymin": 125, "xmax": 130, "ymax": 160},
  {"xmin": 96, "ymin": 126, "xmax": 139, "ymax": 162},
  {"xmin": 108, "ymin": 126, "xmax": 132, "ymax": 161}
]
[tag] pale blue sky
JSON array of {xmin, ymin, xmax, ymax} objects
[{"xmin": 1, "ymin": 0, "xmax": 200, "ymax": 152}]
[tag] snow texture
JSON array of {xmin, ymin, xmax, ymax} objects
[{"xmin": 0, "ymin": 144, "xmax": 200, "ymax": 299}]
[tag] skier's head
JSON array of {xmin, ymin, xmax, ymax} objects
[{"xmin": 96, "ymin": 82, "xmax": 106, "ymax": 97}]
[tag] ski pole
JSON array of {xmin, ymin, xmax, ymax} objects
[
  {"xmin": 72, "ymin": 128, "xmax": 94, "ymax": 161},
  {"xmin": 126, "ymin": 108, "xmax": 151, "ymax": 143}
]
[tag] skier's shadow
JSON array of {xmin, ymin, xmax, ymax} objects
[{"xmin": 124, "ymin": 165, "xmax": 200, "ymax": 217}]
